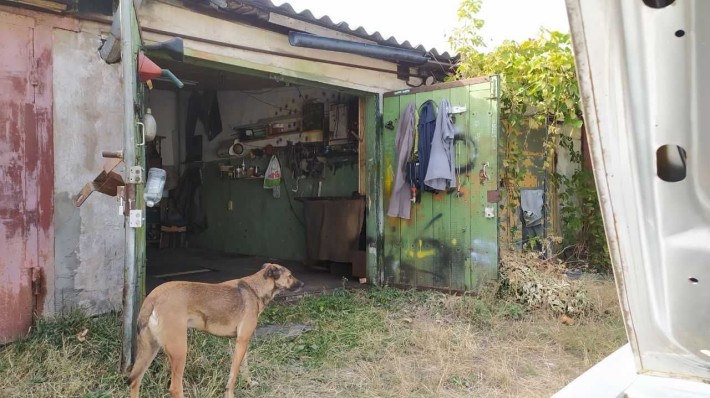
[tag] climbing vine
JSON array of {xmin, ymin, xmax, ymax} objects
[{"xmin": 450, "ymin": 0, "xmax": 610, "ymax": 270}]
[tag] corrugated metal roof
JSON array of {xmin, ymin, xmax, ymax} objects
[
  {"xmin": 4, "ymin": 0, "xmax": 455, "ymax": 61},
  {"xmin": 199, "ymin": 0, "xmax": 456, "ymax": 61}
]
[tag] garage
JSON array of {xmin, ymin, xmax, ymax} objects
[
  {"xmin": 0, "ymin": 0, "xmax": 465, "ymax": 347},
  {"xmin": 143, "ymin": 58, "xmax": 369, "ymax": 296}
]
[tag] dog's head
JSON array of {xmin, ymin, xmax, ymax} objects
[{"xmin": 262, "ymin": 263, "xmax": 304, "ymax": 293}]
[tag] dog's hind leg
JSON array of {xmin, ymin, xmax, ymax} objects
[
  {"xmin": 128, "ymin": 328, "xmax": 160, "ymax": 398},
  {"xmin": 165, "ymin": 325, "xmax": 189, "ymax": 398}
]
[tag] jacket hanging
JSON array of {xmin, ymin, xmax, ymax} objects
[
  {"xmin": 205, "ymin": 91, "xmax": 223, "ymax": 141},
  {"xmin": 416, "ymin": 100, "xmax": 437, "ymax": 193},
  {"xmin": 424, "ymin": 99, "xmax": 457, "ymax": 191},
  {"xmin": 387, "ymin": 103, "xmax": 416, "ymax": 219}
]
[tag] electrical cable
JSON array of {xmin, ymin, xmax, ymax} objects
[{"xmin": 243, "ymin": 93, "xmax": 280, "ymax": 108}]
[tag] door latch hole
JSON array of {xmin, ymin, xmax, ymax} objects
[
  {"xmin": 689, "ymin": 277, "xmax": 699, "ymax": 284},
  {"xmin": 675, "ymin": 30, "xmax": 685, "ymax": 37},
  {"xmin": 642, "ymin": 0, "xmax": 675, "ymax": 9},
  {"xmin": 656, "ymin": 144, "xmax": 686, "ymax": 182}
]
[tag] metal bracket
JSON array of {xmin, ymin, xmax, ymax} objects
[
  {"xmin": 129, "ymin": 209, "xmax": 143, "ymax": 228},
  {"xmin": 479, "ymin": 162, "xmax": 490, "ymax": 185},
  {"xmin": 484, "ymin": 206, "xmax": 495, "ymax": 219},
  {"xmin": 136, "ymin": 121, "xmax": 145, "ymax": 146},
  {"xmin": 487, "ymin": 190, "xmax": 501, "ymax": 203},
  {"xmin": 73, "ymin": 155, "xmax": 125, "ymax": 207},
  {"xmin": 128, "ymin": 166, "xmax": 143, "ymax": 183},
  {"xmin": 396, "ymin": 64, "xmax": 410, "ymax": 81},
  {"xmin": 30, "ymin": 266, "xmax": 43, "ymax": 296},
  {"xmin": 117, "ymin": 186, "xmax": 126, "ymax": 216}
]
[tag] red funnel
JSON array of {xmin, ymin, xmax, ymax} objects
[{"xmin": 138, "ymin": 52, "xmax": 162, "ymax": 82}]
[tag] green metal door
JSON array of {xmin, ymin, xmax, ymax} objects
[{"xmin": 382, "ymin": 77, "xmax": 500, "ymax": 291}]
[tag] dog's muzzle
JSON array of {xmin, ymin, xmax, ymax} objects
[{"xmin": 289, "ymin": 279, "xmax": 305, "ymax": 292}]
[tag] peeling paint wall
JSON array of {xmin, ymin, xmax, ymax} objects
[{"xmin": 52, "ymin": 24, "xmax": 125, "ymax": 314}]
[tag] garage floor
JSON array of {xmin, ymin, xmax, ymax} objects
[{"xmin": 145, "ymin": 248, "xmax": 358, "ymax": 299}]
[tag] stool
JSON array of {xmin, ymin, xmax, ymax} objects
[{"xmin": 160, "ymin": 225, "xmax": 187, "ymax": 248}]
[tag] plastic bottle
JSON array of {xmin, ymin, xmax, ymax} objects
[{"xmin": 144, "ymin": 168, "xmax": 167, "ymax": 207}]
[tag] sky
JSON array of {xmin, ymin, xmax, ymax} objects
[{"xmin": 276, "ymin": 0, "xmax": 570, "ymax": 54}]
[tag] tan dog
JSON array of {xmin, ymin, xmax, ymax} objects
[{"xmin": 128, "ymin": 263, "xmax": 304, "ymax": 398}]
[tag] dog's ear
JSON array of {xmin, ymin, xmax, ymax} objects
[{"xmin": 263, "ymin": 264, "xmax": 281, "ymax": 280}]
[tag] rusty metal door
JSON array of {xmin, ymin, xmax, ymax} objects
[
  {"xmin": 0, "ymin": 21, "xmax": 37, "ymax": 342},
  {"xmin": 381, "ymin": 77, "xmax": 500, "ymax": 291}
]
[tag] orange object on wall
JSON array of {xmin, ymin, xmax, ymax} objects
[{"xmin": 138, "ymin": 52, "xmax": 162, "ymax": 82}]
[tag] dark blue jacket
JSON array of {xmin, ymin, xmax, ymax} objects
[{"xmin": 417, "ymin": 100, "xmax": 437, "ymax": 192}]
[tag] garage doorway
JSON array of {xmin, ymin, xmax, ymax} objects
[{"xmin": 143, "ymin": 58, "xmax": 369, "ymax": 297}]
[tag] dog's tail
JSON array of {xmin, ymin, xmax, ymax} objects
[
  {"xmin": 127, "ymin": 298, "xmax": 158, "ymax": 386},
  {"xmin": 135, "ymin": 296, "xmax": 155, "ymax": 336}
]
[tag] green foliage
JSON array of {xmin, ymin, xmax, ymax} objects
[
  {"xmin": 451, "ymin": 0, "xmax": 609, "ymax": 270},
  {"xmin": 257, "ymin": 289, "xmax": 386, "ymax": 367},
  {"xmin": 556, "ymin": 139, "xmax": 609, "ymax": 270},
  {"xmin": 449, "ymin": 0, "xmax": 486, "ymax": 76}
]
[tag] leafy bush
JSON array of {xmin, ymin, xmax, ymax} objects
[{"xmin": 452, "ymin": 0, "xmax": 611, "ymax": 272}]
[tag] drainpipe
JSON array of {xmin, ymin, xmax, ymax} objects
[
  {"xmin": 120, "ymin": 0, "xmax": 138, "ymax": 372},
  {"xmin": 288, "ymin": 32, "xmax": 429, "ymax": 65}
]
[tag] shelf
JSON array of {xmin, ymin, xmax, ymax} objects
[
  {"xmin": 221, "ymin": 176, "xmax": 264, "ymax": 181},
  {"xmin": 295, "ymin": 195, "xmax": 364, "ymax": 202}
]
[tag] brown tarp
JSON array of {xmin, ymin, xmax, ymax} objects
[{"xmin": 302, "ymin": 197, "xmax": 365, "ymax": 263}]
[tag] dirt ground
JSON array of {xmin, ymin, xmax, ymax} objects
[{"xmin": 0, "ymin": 279, "xmax": 626, "ymax": 398}]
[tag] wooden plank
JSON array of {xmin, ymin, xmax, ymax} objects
[
  {"xmin": 395, "ymin": 94, "xmax": 417, "ymax": 286},
  {"xmin": 8, "ymin": 0, "xmax": 67, "ymax": 12},
  {"xmin": 382, "ymin": 95, "xmax": 402, "ymax": 285},
  {"xmin": 449, "ymin": 85, "xmax": 473, "ymax": 290},
  {"xmin": 364, "ymin": 94, "xmax": 381, "ymax": 283},
  {"xmin": 358, "ymin": 97, "xmax": 366, "ymax": 194},
  {"xmin": 419, "ymin": 89, "xmax": 449, "ymax": 289},
  {"xmin": 397, "ymin": 91, "xmax": 427, "ymax": 288},
  {"xmin": 469, "ymin": 82, "xmax": 499, "ymax": 289},
  {"xmin": 487, "ymin": 77, "xmax": 501, "ymax": 279}
]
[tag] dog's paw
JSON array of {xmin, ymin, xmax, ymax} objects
[{"xmin": 243, "ymin": 378, "xmax": 259, "ymax": 388}]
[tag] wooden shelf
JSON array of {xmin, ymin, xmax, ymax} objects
[{"xmin": 221, "ymin": 176, "xmax": 264, "ymax": 181}]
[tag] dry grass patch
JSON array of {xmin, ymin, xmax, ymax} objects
[{"xmin": 0, "ymin": 271, "xmax": 625, "ymax": 397}]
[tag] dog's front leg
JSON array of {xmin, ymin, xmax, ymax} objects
[
  {"xmin": 225, "ymin": 334, "xmax": 251, "ymax": 398},
  {"xmin": 239, "ymin": 351, "xmax": 257, "ymax": 387}
]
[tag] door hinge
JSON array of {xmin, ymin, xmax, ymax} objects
[
  {"xmin": 30, "ymin": 266, "xmax": 43, "ymax": 296},
  {"xmin": 30, "ymin": 59, "xmax": 40, "ymax": 87},
  {"xmin": 128, "ymin": 166, "xmax": 144, "ymax": 183}
]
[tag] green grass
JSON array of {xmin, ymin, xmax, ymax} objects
[{"xmin": 0, "ymin": 284, "xmax": 626, "ymax": 398}]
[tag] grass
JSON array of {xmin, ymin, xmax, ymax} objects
[{"xmin": 0, "ymin": 279, "xmax": 626, "ymax": 398}]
